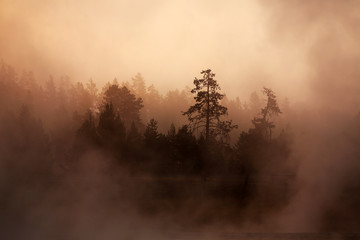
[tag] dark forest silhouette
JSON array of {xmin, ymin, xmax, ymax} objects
[{"xmin": 0, "ymin": 61, "xmax": 360, "ymax": 236}]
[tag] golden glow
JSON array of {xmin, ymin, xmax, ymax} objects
[
  {"xmin": 0, "ymin": 0, "xmax": 359, "ymax": 104},
  {"xmin": 0, "ymin": 0, "xmax": 307, "ymax": 99}
]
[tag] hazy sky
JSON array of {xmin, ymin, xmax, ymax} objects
[
  {"xmin": 1, "ymin": 1, "xmax": 360, "ymax": 232},
  {"xmin": 0, "ymin": 0, "xmax": 358, "ymax": 101}
]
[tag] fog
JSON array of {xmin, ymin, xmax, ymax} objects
[
  {"xmin": 1, "ymin": 0, "xmax": 360, "ymax": 239},
  {"xmin": 0, "ymin": 0, "xmax": 312, "ymax": 99},
  {"xmin": 260, "ymin": 0, "xmax": 360, "ymax": 231}
]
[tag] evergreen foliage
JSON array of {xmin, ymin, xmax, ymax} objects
[{"xmin": 183, "ymin": 69, "xmax": 237, "ymax": 141}]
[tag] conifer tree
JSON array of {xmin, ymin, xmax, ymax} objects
[
  {"xmin": 103, "ymin": 84, "xmax": 143, "ymax": 129},
  {"xmin": 144, "ymin": 118, "xmax": 160, "ymax": 146},
  {"xmin": 183, "ymin": 69, "xmax": 237, "ymax": 141},
  {"xmin": 97, "ymin": 102, "xmax": 126, "ymax": 147},
  {"xmin": 251, "ymin": 87, "xmax": 282, "ymax": 140}
]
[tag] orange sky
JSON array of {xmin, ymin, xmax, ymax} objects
[
  {"xmin": 1, "ymin": 0, "xmax": 359, "ymax": 102},
  {"xmin": 1, "ymin": 1, "xmax": 360, "ymax": 232}
]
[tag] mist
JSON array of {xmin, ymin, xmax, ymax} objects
[
  {"xmin": 1, "ymin": 0, "xmax": 360, "ymax": 239},
  {"xmin": 0, "ymin": 0, "xmax": 313, "ymax": 100}
]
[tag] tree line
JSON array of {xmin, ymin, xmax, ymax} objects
[
  {"xmin": 72, "ymin": 69, "xmax": 291, "ymax": 179},
  {"xmin": 0, "ymin": 62, "xmax": 296, "ymax": 228}
]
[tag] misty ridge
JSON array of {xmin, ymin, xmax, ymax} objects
[{"xmin": 1, "ymin": 58, "xmax": 360, "ymax": 240}]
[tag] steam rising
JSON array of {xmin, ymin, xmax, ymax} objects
[
  {"xmin": 1, "ymin": 0, "xmax": 360, "ymax": 238},
  {"xmin": 262, "ymin": 0, "xmax": 360, "ymax": 231}
]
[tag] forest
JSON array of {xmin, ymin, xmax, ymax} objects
[
  {"xmin": 1, "ymin": 59, "xmax": 360, "ymax": 239},
  {"xmin": 2, "ymin": 0, "xmax": 360, "ymax": 239}
]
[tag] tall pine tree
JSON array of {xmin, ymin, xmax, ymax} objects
[{"xmin": 183, "ymin": 69, "xmax": 237, "ymax": 141}]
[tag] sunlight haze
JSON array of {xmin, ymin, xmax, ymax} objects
[{"xmin": 0, "ymin": 0, "xmax": 311, "ymax": 100}]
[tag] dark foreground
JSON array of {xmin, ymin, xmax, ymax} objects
[{"xmin": 173, "ymin": 232, "xmax": 360, "ymax": 240}]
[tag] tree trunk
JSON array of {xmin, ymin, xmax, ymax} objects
[{"xmin": 206, "ymin": 77, "xmax": 210, "ymax": 142}]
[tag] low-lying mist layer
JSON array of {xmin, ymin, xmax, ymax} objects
[
  {"xmin": 1, "ymin": 0, "xmax": 360, "ymax": 239},
  {"xmin": 0, "ymin": 60, "xmax": 360, "ymax": 239}
]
